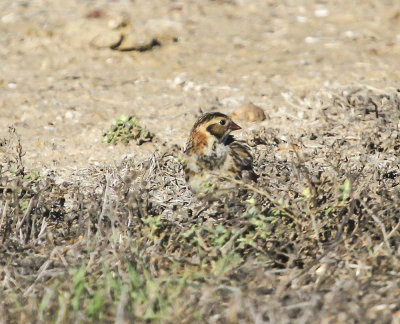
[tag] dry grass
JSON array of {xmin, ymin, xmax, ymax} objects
[{"xmin": 1, "ymin": 85, "xmax": 400, "ymax": 323}]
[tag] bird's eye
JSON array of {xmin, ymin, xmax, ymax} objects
[{"xmin": 219, "ymin": 119, "xmax": 226, "ymax": 125}]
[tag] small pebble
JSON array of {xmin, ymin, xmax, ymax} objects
[
  {"xmin": 296, "ymin": 16, "xmax": 307, "ymax": 23},
  {"xmin": 314, "ymin": 8, "xmax": 329, "ymax": 17},
  {"xmin": 65, "ymin": 111, "xmax": 74, "ymax": 119},
  {"xmin": 173, "ymin": 73, "xmax": 186, "ymax": 86},
  {"xmin": 344, "ymin": 30, "xmax": 355, "ymax": 38},
  {"xmin": 305, "ymin": 36, "xmax": 318, "ymax": 44},
  {"xmin": 231, "ymin": 103, "xmax": 266, "ymax": 122},
  {"xmin": 183, "ymin": 81, "xmax": 195, "ymax": 91},
  {"xmin": 221, "ymin": 97, "xmax": 241, "ymax": 106},
  {"xmin": 1, "ymin": 13, "xmax": 16, "ymax": 24},
  {"xmin": 85, "ymin": 9, "xmax": 106, "ymax": 19}
]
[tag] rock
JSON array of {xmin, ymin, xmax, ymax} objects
[
  {"xmin": 64, "ymin": 20, "xmax": 115, "ymax": 47},
  {"xmin": 231, "ymin": 103, "xmax": 266, "ymax": 122},
  {"xmin": 111, "ymin": 31, "xmax": 158, "ymax": 51},
  {"xmin": 70, "ymin": 15, "xmax": 182, "ymax": 51},
  {"xmin": 90, "ymin": 29, "xmax": 122, "ymax": 49},
  {"xmin": 112, "ymin": 19, "xmax": 182, "ymax": 51},
  {"xmin": 85, "ymin": 9, "xmax": 107, "ymax": 20},
  {"xmin": 143, "ymin": 19, "xmax": 183, "ymax": 43}
]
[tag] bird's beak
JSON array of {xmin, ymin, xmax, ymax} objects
[{"xmin": 230, "ymin": 121, "xmax": 241, "ymax": 131}]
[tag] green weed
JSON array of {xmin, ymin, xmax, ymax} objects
[{"xmin": 103, "ymin": 115, "xmax": 154, "ymax": 145}]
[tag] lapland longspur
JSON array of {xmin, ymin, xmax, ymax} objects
[{"xmin": 183, "ymin": 112, "xmax": 257, "ymax": 196}]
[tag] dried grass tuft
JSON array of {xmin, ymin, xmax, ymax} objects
[{"xmin": 1, "ymin": 85, "xmax": 400, "ymax": 323}]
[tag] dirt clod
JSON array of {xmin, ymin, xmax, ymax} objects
[{"xmin": 231, "ymin": 102, "xmax": 266, "ymax": 122}]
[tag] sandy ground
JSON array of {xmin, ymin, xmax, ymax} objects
[
  {"xmin": 1, "ymin": 0, "xmax": 400, "ymax": 174},
  {"xmin": 2, "ymin": 2, "xmax": 400, "ymax": 322}
]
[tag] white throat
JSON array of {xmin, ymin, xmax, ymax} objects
[{"xmin": 203, "ymin": 135, "xmax": 229, "ymax": 158}]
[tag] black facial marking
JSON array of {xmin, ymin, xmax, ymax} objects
[
  {"xmin": 192, "ymin": 112, "xmax": 229, "ymax": 131},
  {"xmin": 207, "ymin": 123, "xmax": 227, "ymax": 139}
]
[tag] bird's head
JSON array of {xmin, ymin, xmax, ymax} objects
[{"xmin": 192, "ymin": 112, "xmax": 241, "ymax": 144}]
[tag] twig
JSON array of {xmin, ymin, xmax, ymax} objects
[
  {"xmin": 221, "ymin": 226, "xmax": 247, "ymax": 255},
  {"xmin": 98, "ymin": 172, "xmax": 111, "ymax": 231},
  {"xmin": 195, "ymin": 229, "xmax": 210, "ymax": 251},
  {"xmin": 115, "ymin": 286, "xmax": 129, "ymax": 324},
  {"xmin": 292, "ymin": 180, "xmax": 369, "ymax": 280},
  {"xmin": 23, "ymin": 259, "xmax": 52, "ymax": 297},
  {"xmin": 292, "ymin": 148, "xmax": 319, "ymax": 240},
  {"xmin": 16, "ymin": 197, "xmax": 36, "ymax": 231},
  {"xmin": 370, "ymin": 213, "xmax": 392, "ymax": 252},
  {"xmin": 220, "ymin": 175, "xmax": 301, "ymax": 225},
  {"xmin": 359, "ymin": 199, "xmax": 393, "ymax": 253},
  {"xmin": 374, "ymin": 221, "xmax": 400, "ymax": 254},
  {"xmin": 0, "ymin": 201, "xmax": 7, "ymax": 233}
]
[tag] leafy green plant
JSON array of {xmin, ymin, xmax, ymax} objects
[
  {"xmin": 26, "ymin": 169, "xmax": 41, "ymax": 180},
  {"xmin": 204, "ymin": 224, "xmax": 232, "ymax": 247},
  {"xmin": 211, "ymin": 252, "xmax": 242, "ymax": 277},
  {"xmin": 18, "ymin": 199, "xmax": 29, "ymax": 212},
  {"xmin": 338, "ymin": 178, "xmax": 351, "ymax": 203},
  {"xmin": 71, "ymin": 264, "xmax": 87, "ymax": 311},
  {"xmin": 103, "ymin": 115, "xmax": 154, "ymax": 145},
  {"xmin": 238, "ymin": 198, "xmax": 276, "ymax": 251},
  {"xmin": 87, "ymin": 287, "xmax": 105, "ymax": 320}
]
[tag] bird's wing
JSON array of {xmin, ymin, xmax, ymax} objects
[
  {"xmin": 229, "ymin": 141, "xmax": 253, "ymax": 169},
  {"xmin": 229, "ymin": 141, "xmax": 258, "ymax": 181}
]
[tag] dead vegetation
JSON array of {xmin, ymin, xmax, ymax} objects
[{"xmin": 0, "ymin": 85, "xmax": 399, "ymax": 323}]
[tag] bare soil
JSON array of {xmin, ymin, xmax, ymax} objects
[{"xmin": 1, "ymin": 0, "xmax": 400, "ymax": 323}]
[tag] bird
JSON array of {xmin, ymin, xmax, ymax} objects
[{"xmin": 182, "ymin": 112, "xmax": 257, "ymax": 196}]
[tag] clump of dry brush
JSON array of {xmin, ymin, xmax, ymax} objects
[{"xmin": 0, "ymin": 85, "xmax": 400, "ymax": 323}]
